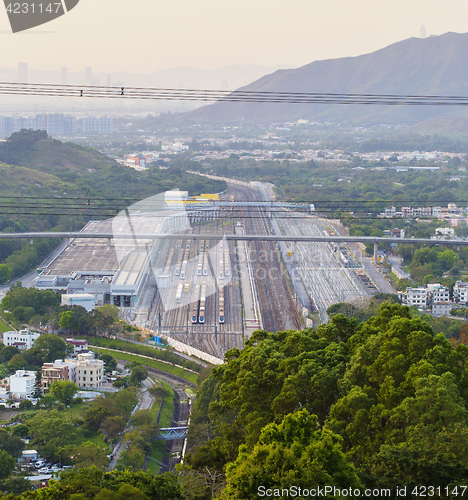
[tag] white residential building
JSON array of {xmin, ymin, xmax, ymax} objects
[
  {"xmin": 74, "ymin": 352, "xmax": 104, "ymax": 390},
  {"xmin": 66, "ymin": 338, "xmax": 89, "ymax": 356},
  {"xmin": 3, "ymin": 330, "xmax": 40, "ymax": 350},
  {"xmin": 454, "ymin": 281, "xmax": 468, "ymax": 304},
  {"xmin": 403, "ymin": 287, "xmax": 428, "ymax": 307},
  {"xmin": 9, "ymin": 370, "xmax": 36, "ymax": 399},
  {"xmin": 427, "ymin": 283, "xmax": 450, "ymax": 303}
]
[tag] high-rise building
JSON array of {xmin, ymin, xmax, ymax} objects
[
  {"xmin": 420, "ymin": 25, "xmax": 427, "ymax": 38},
  {"xmin": 61, "ymin": 67, "xmax": 68, "ymax": 85},
  {"xmin": 82, "ymin": 116, "xmax": 113, "ymax": 134},
  {"xmin": 35, "ymin": 114, "xmax": 47, "ymax": 131},
  {"xmin": 97, "ymin": 116, "xmax": 113, "ymax": 133},
  {"xmin": 85, "ymin": 66, "xmax": 92, "ymax": 86},
  {"xmin": 17, "ymin": 62, "xmax": 28, "ymax": 83}
]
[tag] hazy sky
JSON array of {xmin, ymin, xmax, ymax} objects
[{"xmin": 0, "ymin": 0, "xmax": 467, "ymax": 73}]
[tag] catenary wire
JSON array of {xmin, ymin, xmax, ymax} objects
[{"xmin": 2, "ymin": 82, "xmax": 468, "ymax": 105}]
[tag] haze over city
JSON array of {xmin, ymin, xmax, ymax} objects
[{"xmin": 0, "ymin": 0, "xmax": 467, "ymax": 74}]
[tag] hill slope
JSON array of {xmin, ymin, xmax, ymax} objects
[{"xmin": 183, "ymin": 32, "xmax": 468, "ymax": 125}]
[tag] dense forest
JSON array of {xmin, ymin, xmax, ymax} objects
[{"xmin": 183, "ymin": 303, "xmax": 468, "ymax": 499}]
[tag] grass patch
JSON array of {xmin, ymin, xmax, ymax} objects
[
  {"xmin": 86, "ymin": 337, "xmax": 203, "ymax": 373},
  {"xmin": 81, "ymin": 430, "xmax": 109, "ymax": 450},
  {"xmin": 91, "ymin": 348, "xmax": 198, "ymax": 384},
  {"xmin": 158, "ymin": 381, "xmax": 175, "ymax": 428},
  {"xmin": 147, "ymin": 442, "xmax": 165, "ymax": 474},
  {"xmin": 0, "ymin": 317, "xmax": 12, "ymax": 333},
  {"xmin": 60, "ymin": 401, "xmax": 93, "ymax": 420}
]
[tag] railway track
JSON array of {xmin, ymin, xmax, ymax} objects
[{"xmin": 230, "ymin": 185, "xmax": 303, "ymax": 333}]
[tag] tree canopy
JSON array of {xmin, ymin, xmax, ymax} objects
[{"xmin": 185, "ymin": 303, "xmax": 468, "ymax": 495}]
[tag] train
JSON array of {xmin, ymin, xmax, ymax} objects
[
  {"xmin": 219, "ymin": 286, "xmax": 225, "ymax": 323},
  {"xmin": 175, "ymin": 247, "xmax": 183, "ymax": 276},
  {"xmin": 191, "ymin": 284, "xmax": 200, "ymax": 323},
  {"xmin": 197, "ymin": 251, "xmax": 203, "ymax": 276},
  {"xmin": 199, "ymin": 282, "xmax": 207, "ymax": 323},
  {"xmin": 175, "ymin": 283, "xmax": 183, "ymax": 303},
  {"xmin": 203, "ymin": 253, "xmax": 208, "ymax": 276},
  {"xmin": 218, "ymin": 253, "xmax": 224, "ymax": 280},
  {"xmin": 179, "ymin": 240, "xmax": 191, "ymax": 279},
  {"xmin": 224, "ymin": 248, "xmax": 230, "ymax": 276}
]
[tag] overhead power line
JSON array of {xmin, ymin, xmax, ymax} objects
[{"xmin": 2, "ymin": 82, "xmax": 468, "ymax": 105}]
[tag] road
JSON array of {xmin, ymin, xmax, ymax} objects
[{"xmin": 0, "ymin": 239, "xmax": 69, "ymax": 301}]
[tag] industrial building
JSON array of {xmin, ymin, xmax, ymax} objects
[{"xmin": 34, "ymin": 191, "xmax": 222, "ymax": 311}]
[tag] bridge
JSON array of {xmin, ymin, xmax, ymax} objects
[
  {"xmin": 3, "ymin": 231, "xmax": 468, "ymax": 249},
  {"xmin": 3, "ymin": 231, "xmax": 467, "ymax": 263},
  {"xmin": 156, "ymin": 427, "xmax": 187, "ymax": 440}
]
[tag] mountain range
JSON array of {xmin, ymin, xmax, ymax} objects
[{"xmin": 183, "ymin": 32, "xmax": 468, "ymax": 126}]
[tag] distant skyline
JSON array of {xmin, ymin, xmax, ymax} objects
[{"xmin": 0, "ymin": 0, "xmax": 467, "ymax": 75}]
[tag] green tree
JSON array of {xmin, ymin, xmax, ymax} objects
[
  {"xmin": 101, "ymin": 416, "xmax": 126, "ymax": 440},
  {"xmin": 0, "ymin": 346, "xmax": 20, "ymax": 363},
  {"xmin": 59, "ymin": 310, "xmax": 74, "ymax": 332},
  {"xmin": 83, "ymin": 406, "xmax": 111, "ymax": 431},
  {"xmin": 0, "ymin": 450, "xmax": 15, "ymax": 480},
  {"xmin": 101, "ymin": 354, "xmax": 117, "ymax": 374},
  {"xmin": 221, "ymin": 410, "xmax": 361, "ymax": 500},
  {"xmin": 29, "ymin": 410, "xmax": 78, "ymax": 459},
  {"xmin": 0, "ymin": 429, "xmax": 25, "ymax": 459},
  {"xmin": 0, "ymin": 264, "xmax": 12, "ymax": 285},
  {"xmin": 455, "ymin": 221, "xmax": 468, "ymax": 238},
  {"xmin": 0, "ymin": 476, "xmax": 32, "ymax": 494},
  {"xmin": 129, "ymin": 365, "xmax": 148, "ymax": 386},
  {"xmin": 70, "ymin": 441, "xmax": 108, "ymax": 470},
  {"xmin": 26, "ymin": 334, "xmax": 68, "ymax": 365},
  {"xmin": 7, "ymin": 353, "xmax": 26, "ymax": 370},
  {"xmin": 116, "ymin": 445, "xmax": 145, "ymax": 472},
  {"xmin": 49, "ymin": 380, "xmax": 79, "ymax": 405},
  {"xmin": 18, "ymin": 399, "xmax": 33, "ymax": 410}
]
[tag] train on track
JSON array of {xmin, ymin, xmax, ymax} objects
[{"xmin": 219, "ymin": 286, "xmax": 225, "ymax": 323}]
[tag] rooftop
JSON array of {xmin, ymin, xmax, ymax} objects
[{"xmin": 41, "ymin": 220, "xmax": 119, "ymax": 276}]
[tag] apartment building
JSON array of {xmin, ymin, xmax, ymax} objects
[
  {"xmin": 74, "ymin": 352, "xmax": 104, "ymax": 390},
  {"xmin": 454, "ymin": 281, "xmax": 468, "ymax": 304},
  {"xmin": 9, "ymin": 370, "xmax": 36, "ymax": 399},
  {"xmin": 427, "ymin": 284, "xmax": 450, "ymax": 303},
  {"xmin": 42, "ymin": 359, "xmax": 77, "ymax": 391},
  {"xmin": 402, "ymin": 287, "xmax": 428, "ymax": 307}
]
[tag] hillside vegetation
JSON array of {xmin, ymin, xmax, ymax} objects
[{"xmin": 184, "ymin": 303, "xmax": 468, "ymax": 498}]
